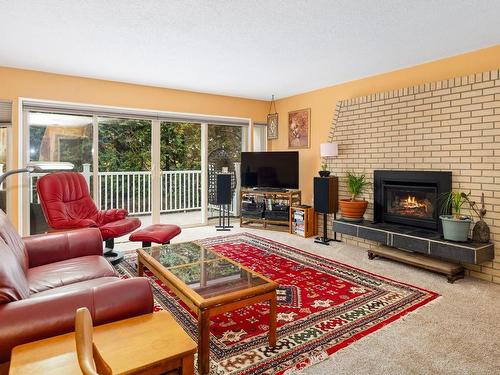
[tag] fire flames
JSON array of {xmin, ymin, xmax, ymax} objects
[
  {"xmin": 389, "ymin": 194, "xmax": 433, "ymax": 218},
  {"xmin": 404, "ymin": 195, "xmax": 426, "ymax": 210}
]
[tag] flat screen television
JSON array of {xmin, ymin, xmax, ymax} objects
[{"xmin": 241, "ymin": 151, "xmax": 299, "ymax": 189}]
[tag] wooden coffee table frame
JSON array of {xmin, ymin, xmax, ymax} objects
[{"xmin": 137, "ymin": 247, "xmax": 278, "ymax": 375}]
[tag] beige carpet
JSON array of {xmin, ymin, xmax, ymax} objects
[{"xmin": 117, "ymin": 223, "xmax": 500, "ymax": 375}]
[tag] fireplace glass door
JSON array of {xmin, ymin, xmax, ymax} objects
[{"xmin": 383, "ymin": 184, "xmax": 437, "ymax": 229}]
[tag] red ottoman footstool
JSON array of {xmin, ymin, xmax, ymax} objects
[{"xmin": 129, "ymin": 224, "xmax": 182, "ymax": 247}]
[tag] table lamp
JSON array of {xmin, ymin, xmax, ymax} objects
[{"xmin": 319, "ymin": 142, "xmax": 338, "ymax": 177}]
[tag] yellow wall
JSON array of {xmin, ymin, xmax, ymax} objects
[
  {"xmin": 0, "ymin": 67, "xmax": 269, "ymax": 228},
  {"xmin": 2, "ymin": 44, "xmax": 500, "ymax": 226},
  {"xmin": 269, "ymin": 44, "xmax": 500, "ymax": 204}
]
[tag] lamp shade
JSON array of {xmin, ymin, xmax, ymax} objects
[{"xmin": 320, "ymin": 143, "xmax": 338, "ymax": 157}]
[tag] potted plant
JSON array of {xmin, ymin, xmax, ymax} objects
[
  {"xmin": 339, "ymin": 171, "xmax": 370, "ymax": 221},
  {"xmin": 319, "ymin": 163, "xmax": 330, "ymax": 177},
  {"xmin": 440, "ymin": 191, "xmax": 472, "ymax": 242}
]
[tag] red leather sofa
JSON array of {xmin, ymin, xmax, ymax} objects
[{"xmin": 0, "ymin": 210, "xmax": 153, "ymax": 365}]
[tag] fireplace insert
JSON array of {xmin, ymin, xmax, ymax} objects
[{"xmin": 374, "ymin": 171, "xmax": 451, "ymax": 233}]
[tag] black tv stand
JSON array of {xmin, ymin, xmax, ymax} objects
[{"xmin": 252, "ymin": 187, "xmax": 288, "ymax": 192}]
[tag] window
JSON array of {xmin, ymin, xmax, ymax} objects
[{"xmin": 253, "ymin": 124, "xmax": 267, "ymax": 151}]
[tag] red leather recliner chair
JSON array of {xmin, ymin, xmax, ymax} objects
[
  {"xmin": 0, "ymin": 210, "xmax": 153, "ymax": 366},
  {"xmin": 37, "ymin": 172, "xmax": 141, "ymax": 264}
]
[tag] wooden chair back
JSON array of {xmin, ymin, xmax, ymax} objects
[{"xmin": 75, "ymin": 307, "xmax": 111, "ymax": 375}]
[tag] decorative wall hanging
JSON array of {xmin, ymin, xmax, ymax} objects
[
  {"xmin": 288, "ymin": 108, "xmax": 311, "ymax": 149},
  {"xmin": 267, "ymin": 95, "xmax": 279, "ymax": 140}
]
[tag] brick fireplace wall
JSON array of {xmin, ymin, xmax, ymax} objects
[{"xmin": 324, "ymin": 69, "xmax": 500, "ymax": 283}]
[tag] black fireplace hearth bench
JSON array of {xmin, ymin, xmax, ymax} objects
[{"xmin": 333, "ymin": 219, "xmax": 494, "ymax": 283}]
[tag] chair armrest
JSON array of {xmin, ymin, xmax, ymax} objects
[
  {"xmin": 0, "ymin": 278, "xmax": 153, "ymax": 363},
  {"xmin": 97, "ymin": 209, "xmax": 128, "ymax": 225},
  {"xmin": 23, "ymin": 228, "xmax": 104, "ymax": 268},
  {"xmin": 51, "ymin": 218, "xmax": 97, "ymax": 230}
]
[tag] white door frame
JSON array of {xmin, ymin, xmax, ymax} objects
[
  {"xmin": 201, "ymin": 122, "xmax": 208, "ymax": 225},
  {"xmin": 20, "ymin": 108, "xmax": 29, "ymax": 234},
  {"xmin": 0, "ymin": 124, "xmax": 13, "ymax": 216},
  {"xmin": 151, "ymin": 119, "xmax": 161, "ymax": 224},
  {"xmin": 92, "ymin": 115, "xmax": 99, "ymax": 203}
]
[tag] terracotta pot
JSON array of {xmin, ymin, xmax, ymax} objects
[{"xmin": 339, "ymin": 199, "xmax": 368, "ymax": 221}]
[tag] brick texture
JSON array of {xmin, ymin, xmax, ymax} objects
[{"xmin": 323, "ymin": 69, "xmax": 500, "ymax": 283}]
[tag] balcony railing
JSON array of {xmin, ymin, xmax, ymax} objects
[
  {"xmin": 28, "ymin": 163, "xmax": 240, "ymax": 217},
  {"xmin": 30, "ymin": 169, "xmax": 202, "ymax": 215}
]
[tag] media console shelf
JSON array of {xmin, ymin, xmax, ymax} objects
[
  {"xmin": 290, "ymin": 206, "xmax": 317, "ymax": 238},
  {"xmin": 333, "ymin": 219, "xmax": 494, "ymax": 283},
  {"xmin": 240, "ymin": 189, "xmax": 301, "ymax": 232}
]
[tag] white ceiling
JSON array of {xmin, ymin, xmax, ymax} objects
[{"xmin": 0, "ymin": 0, "xmax": 499, "ymax": 100}]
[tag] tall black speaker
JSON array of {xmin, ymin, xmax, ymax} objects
[
  {"xmin": 216, "ymin": 173, "xmax": 233, "ymax": 231},
  {"xmin": 216, "ymin": 174, "xmax": 232, "ymax": 204},
  {"xmin": 313, "ymin": 176, "xmax": 339, "ymax": 245},
  {"xmin": 314, "ymin": 177, "xmax": 338, "ymax": 214}
]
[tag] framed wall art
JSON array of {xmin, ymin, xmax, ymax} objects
[
  {"xmin": 267, "ymin": 112, "xmax": 279, "ymax": 140},
  {"xmin": 288, "ymin": 108, "xmax": 310, "ymax": 149}
]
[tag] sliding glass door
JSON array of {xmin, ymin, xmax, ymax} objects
[
  {"xmin": 23, "ymin": 103, "xmax": 251, "ymax": 234},
  {"xmin": 98, "ymin": 117, "xmax": 152, "ymax": 230},
  {"xmin": 159, "ymin": 121, "xmax": 203, "ymax": 226},
  {"xmin": 27, "ymin": 112, "xmax": 93, "ymax": 233}
]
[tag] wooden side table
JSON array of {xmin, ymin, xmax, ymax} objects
[
  {"xmin": 9, "ymin": 311, "xmax": 197, "ymax": 375},
  {"xmin": 290, "ymin": 206, "xmax": 317, "ymax": 237}
]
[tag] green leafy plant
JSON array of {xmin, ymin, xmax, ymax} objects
[
  {"xmin": 441, "ymin": 191, "xmax": 470, "ymax": 219},
  {"xmin": 346, "ymin": 171, "xmax": 370, "ymax": 201},
  {"xmin": 321, "ymin": 163, "xmax": 328, "ymax": 171}
]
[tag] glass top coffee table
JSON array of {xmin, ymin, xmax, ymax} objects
[{"xmin": 137, "ymin": 242, "xmax": 278, "ymax": 375}]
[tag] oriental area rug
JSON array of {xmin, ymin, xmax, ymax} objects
[{"xmin": 114, "ymin": 233, "xmax": 438, "ymax": 374}]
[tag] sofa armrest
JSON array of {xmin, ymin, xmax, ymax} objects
[
  {"xmin": 0, "ymin": 278, "xmax": 153, "ymax": 363},
  {"xmin": 23, "ymin": 228, "xmax": 104, "ymax": 268}
]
